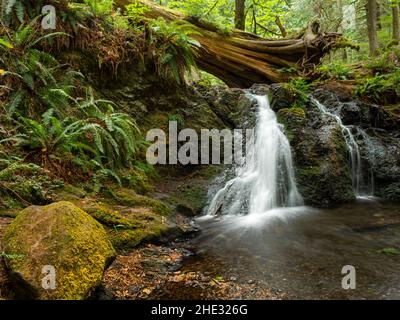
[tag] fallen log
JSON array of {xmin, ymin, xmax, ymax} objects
[{"xmin": 116, "ymin": 0, "xmax": 350, "ymax": 88}]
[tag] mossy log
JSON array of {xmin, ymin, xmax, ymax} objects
[{"xmin": 116, "ymin": 0, "xmax": 347, "ymax": 87}]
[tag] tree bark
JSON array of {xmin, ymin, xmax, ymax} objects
[
  {"xmin": 115, "ymin": 0, "xmax": 350, "ymax": 87},
  {"xmin": 393, "ymin": 1, "xmax": 400, "ymax": 43},
  {"xmin": 235, "ymin": 0, "xmax": 246, "ymax": 30},
  {"xmin": 366, "ymin": 0, "xmax": 379, "ymax": 56},
  {"xmin": 275, "ymin": 15, "xmax": 287, "ymax": 37},
  {"xmin": 336, "ymin": 0, "xmax": 347, "ymax": 61}
]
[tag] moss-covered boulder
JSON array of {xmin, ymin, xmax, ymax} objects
[{"xmin": 2, "ymin": 201, "xmax": 116, "ymax": 300}]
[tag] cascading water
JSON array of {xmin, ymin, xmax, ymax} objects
[
  {"xmin": 207, "ymin": 94, "xmax": 303, "ymax": 216},
  {"xmin": 311, "ymin": 97, "xmax": 372, "ymax": 197}
]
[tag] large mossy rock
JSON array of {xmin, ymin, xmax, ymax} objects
[{"xmin": 3, "ymin": 201, "xmax": 116, "ymax": 300}]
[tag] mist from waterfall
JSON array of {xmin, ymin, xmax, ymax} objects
[{"xmin": 206, "ymin": 94, "xmax": 303, "ymax": 217}]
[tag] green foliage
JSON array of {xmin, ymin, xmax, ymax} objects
[
  {"xmin": 84, "ymin": 0, "xmax": 114, "ymax": 18},
  {"xmin": 2, "ymin": 112, "xmax": 95, "ymax": 162},
  {"xmin": 284, "ymin": 78, "xmax": 310, "ymax": 108},
  {"xmin": 168, "ymin": 114, "xmax": 185, "ymax": 127},
  {"xmin": 146, "ymin": 17, "xmax": 201, "ymax": 84},
  {"xmin": 0, "ymin": 156, "xmax": 39, "ymax": 181},
  {"xmin": 1, "ymin": 0, "xmax": 45, "ymax": 25},
  {"xmin": 366, "ymin": 48, "xmax": 400, "ymax": 73},
  {"xmin": 77, "ymin": 87, "xmax": 143, "ymax": 168},
  {"xmin": 125, "ymin": 0, "xmax": 150, "ymax": 23},
  {"xmin": 1, "ymin": 21, "xmax": 78, "ymax": 117},
  {"xmin": 355, "ymin": 69, "xmax": 400, "ymax": 104},
  {"xmin": 0, "ymin": 252, "xmax": 25, "ymax": 260},
  {"xmin": 168, "ymin": 0, "xmax": 233, "ymax": 34},
  {"xmin": 377, "ymin": 247, "xmax": 400, "ymax": 255},
  {"xmin": 0, "ymin": 152, "xmax": 62, "ymax": 207},
  {"xmin": 195, "ymin": 70, "xmax": 227, "ymax": 87},
  {"xmin": 317, "ymin": 61, "xmax": 353, "ymax": 80}
]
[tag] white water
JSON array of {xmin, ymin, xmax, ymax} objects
[
  {"xmin": 311, "ymin": 98, "xmax": 367, "ymax": 197},
  {"xmin": 207, "ymin": 94, "xmax": 303, "ymax": 217}
]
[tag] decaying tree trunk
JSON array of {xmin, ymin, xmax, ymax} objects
[{"xmin": 116, "ymin": 0, "xmax": 349, "ymax": 88}]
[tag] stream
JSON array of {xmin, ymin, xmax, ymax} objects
[
  {"xmin": 173, "ymin": 94, "xmax": 400, "ymax": 300},
  {"xmin": 177, "ymin": 198, "xmax": 400, "ymax": 299}
]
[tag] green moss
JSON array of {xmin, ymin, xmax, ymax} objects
[
  {"xmin": 278, "ymin": 107, "xmax": 306, "ymax": 119},
  {"xmin": 298, "ymin": 166, "xmax": 321, "ymax": 176},
  {"xmin": 277, "ymin": 107, "xmax": 306, "ymax": 142},
  {"xmin": 145, "ymin": 113, "xmax": 170, "ymax": 132},
  {"xmin": 110, "ymin": 188, "xmax": 171, "ymax": 216},
  {"xmin": 75, "ymin": 199, "xmax": 173, "ymax": 250},
  {"xmin": 109, "ymin": 216, "xmax": 168, "ymax": 250},
  {"xmin": 331, "ymin": 126, "xmax": 350, "ymax": 158},
  {"xmin": 167, "ymin": 184, "xmax": 208, "ymax": 215},
  {"xmin": 54, "ymin": 184, "xmax": 87, "ymax": 201},
  {"xmin": 120, "ymin": 167, "xmax": 155, "ymax": 194},
  {"xmin": 83, "ymin": 204, "xmax": 141, "ymax": 229},
  {"xmin": 3, "ymin": 201, "xmax": 116, "ymax": 300}
]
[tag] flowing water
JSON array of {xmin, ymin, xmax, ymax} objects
[
  {"xmin": 311, "ymin": 97, "xmax": 373, "ymax": 197},
  {"xmin": 176, "ymin": 94, "xmax": 400, "ymax": 300},
  {"xmin": 182, "ymin": 199, "xmax": 400, "ymax": 299},
  {"xmin": 207, "ymin": 94, "xmax": 303, "ymax": 216}
]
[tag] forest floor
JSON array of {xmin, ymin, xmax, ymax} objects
[{"xmin": 102, "ymin": 243, "xmax": 284, "ymax": 300}]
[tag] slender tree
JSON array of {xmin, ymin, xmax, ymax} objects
[
  {"xmin": 393, "ymin": 0, "xmax": 400, "ymax": 43},
  {"xmin": 366, "ymin": 0, "xmax": 379, "ymax": 56},
  {"xmin": 337, "ymin": 0, "xmax": 347, "ymax": 60},
  {"xmin": 235, "ymin": 0, "xmax": 246, "ymax": 30}
]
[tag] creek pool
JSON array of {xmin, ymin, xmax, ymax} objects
[{"xmin": 181, "ymin": 198, "xmax": 400, "ymax": 299}]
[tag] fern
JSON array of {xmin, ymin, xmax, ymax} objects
[
  {"xmin": 77, "ymin": 87, "xmax": 144, "ymax": 168},
  {"xmin": 3, "ymin": 26, "xmax": 81, "ymax": 116},
  {"xmin": 142, "ymin": 18, "xmax": 201, "ymax": 85}
]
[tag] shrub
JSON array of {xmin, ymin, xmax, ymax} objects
[
  {"xmin": 284, "ymin": 78, "xmax": 310, "ymax": 108},
  {"xmin": 355, "ymin": 69, "xmax": 400, "ymax": 104},
  {"xmin": 145, "ymin": 18, "xmax": 201, "ymax": 84},
  {"xmin": 317, "ymin": 61, "xmax": 353, "ymax": 80}
]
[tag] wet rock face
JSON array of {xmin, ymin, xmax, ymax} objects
[
  {"xmin": 2, "ymin": 201, "xmax": 116, "ymax": 300},
  {"xmin": 314, "ymin": 88, "xmax": 400, "ymax": 201},
  {"xmin": 202, "ymin": 84, "xmax": 355, "ymax": 207},
  {"xmin": 274, "ymin": 90, "xmax": 354, "ymax": 206},
  {"xmin": 313, "ymin": 89, "xmax": 400, "ymax": 130}
]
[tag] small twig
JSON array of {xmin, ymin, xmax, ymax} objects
[
  {"xmin": 203, "ymin": 0, "xmax": 220, "ymax": 17},
  {"xmin": 0, "ymin": 182, "xmax": 33, "ymax": 206}
]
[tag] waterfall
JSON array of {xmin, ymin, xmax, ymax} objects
[
  {"xmin": 311, "ymin": 97, "xmax": 371, "ymax": 197},
  {"xmin": 206, "ymin": 94, "xmax": 303, "ymax": 216}
]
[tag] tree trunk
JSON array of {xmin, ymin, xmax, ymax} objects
[
  {"xmin": 115, "ymin": 0, "xmax": 351, "ymax": 87},
  {"xmin": 336, "ymin": 0, "xmax": 347, "ymax": 61},
  {"xmin": 235, "ymin": 0, "xmax": 246, "ymax": 30},
  {"xmin": 393, "ymin": 1, "xmax": 400, "ymax": 43},
  {"xmin": 366, "ymin": 0, "xmax": 379, "ymax": 56}
]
